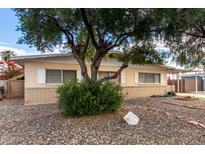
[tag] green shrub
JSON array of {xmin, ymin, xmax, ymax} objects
[
  {"xmin": 167, "ymin": 91, "xmax": 176, "ymax": 96},
  {"xmin": 57, "ymin": 79, "xmax": 123, "ymax": 117}
]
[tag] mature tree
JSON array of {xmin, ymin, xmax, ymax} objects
[
  {"xmin": 161, "ymin": 8, "xmax": 205, "ymax": 68},
  {"xmin": 0, "ymin": 50, "xmax": 16, "ymax": 61},
  {"xmin": 14, "ymin": 9, "xmax": 176, "ymax": 82}
]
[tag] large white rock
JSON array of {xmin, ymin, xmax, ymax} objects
[{"xmin": 123, "ymin": 111, "xmax": 139, "ymax": 125}]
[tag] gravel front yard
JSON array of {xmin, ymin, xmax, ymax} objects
[{"xmin": 0, "ymin": 97, "xmax": 205, "ymax": 145}]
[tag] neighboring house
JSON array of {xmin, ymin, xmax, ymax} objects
[{"xmin": 12, "ymin": 53, "xmax": 178, "ymax": 105}]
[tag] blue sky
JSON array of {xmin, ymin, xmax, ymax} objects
[{"xmin": 0, "ymin": 8, "xmax": 38, "ymax": 55}]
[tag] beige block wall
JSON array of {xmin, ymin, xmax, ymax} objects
[
  {"xmin": 24, "ymin": 59, "xmax": 170, "ymax": 105},
  {"xmin": 25, "ymin": 87, "xmax": 57, "ymax": 105},
  {"xmin": 25, "ymin": 85, "xmax": 175, "ymax": 105},
  {"xmin": 8, "ymin": 80, "xmax": 24, "ymax": 98},
  {"xmin": 123, "ymin": 85, "xmax": 175, "ymax": 99}
]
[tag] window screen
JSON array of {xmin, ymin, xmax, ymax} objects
[
  {"xmin": 63, "ymin": 70, "xmax": 76, "ymax": 82},
  {"xmin": 139, "ymin": 73, "xmax": 160, "ymax": 83},
  {"xmin": 46, "ymin": 70, "xmax": 61, "ymax": 83},
  {"xmin": 154, "ymin": 73, "xmax": 160, "ymax": 83},
  {"xmin": 98, "ymin": 72, "xmax": 109, "ymax": 79},
  {"xmin": 98, "ymin": 71, "xmax": 120, "ymax": 83}
]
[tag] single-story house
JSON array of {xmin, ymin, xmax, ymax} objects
[{"xmin": 12, "ymin": 53, "xmax": 178, "ymax": 105}]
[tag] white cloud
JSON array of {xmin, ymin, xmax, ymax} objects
[
  {"xmin": 0, "ymin": 41, "xmax": 10, "ymax": 46},
  {"xmin": 0, "ymin": 45, "xmax": 39, "ymax": 56}
]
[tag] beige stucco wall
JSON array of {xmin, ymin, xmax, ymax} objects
[
  {"xmin": 25, "ymin": 62, "xmax": 81, "ymax": 88},
  {"xmin": 23, "ymin": 56, "xmax": 171, "ymax": 105},
  {"xmin": 24, "ymin": 61, "xmax": 168, "ymax": 88}
]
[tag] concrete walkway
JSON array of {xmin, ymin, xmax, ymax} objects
[{"xmin": 177, "ymin": 92, "xmax": 205, "ymax": 99}]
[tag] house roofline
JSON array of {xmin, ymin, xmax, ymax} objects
[
  {"xmin": 11, "ymin": 53, "xmax": 72, "ymax": 61},
  {"xmin": 12, "ymin": 53, "xmax": 183, "ymax": 73}
]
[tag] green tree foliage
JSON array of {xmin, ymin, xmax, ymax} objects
[
  {"xmin": 161, "ymin": 9, "xmax": 205, "ymax": 68},
  {"xmin": 15, "ymin": 8, "xmax": 169, "ymax": 81},
  {"xmin": 15, "ymin": 8, "xmax": 205, "ymax": 76}
]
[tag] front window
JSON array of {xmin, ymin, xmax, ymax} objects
[
  {"xmin": 139, "ymin": 73, "xmax": 160, "ymax": 83},
  {"xmin": 63, "ymin": 70, "xmax": 76, "ymax": 82},
  {"xmin": 98, "ymin": 71, "xmax": 120, "ymax": 83},
  {"xmin": 46, "ymin": 69, "xmax": 76, "ymax": 84},
  {"xmin": 46, "ymin": 70, "xmax": 61, "ymax": 83}
]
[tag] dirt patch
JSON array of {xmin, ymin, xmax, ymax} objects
[{"xmin": 176, "ymin": 96, "xmax": 199, "ymax": 101}]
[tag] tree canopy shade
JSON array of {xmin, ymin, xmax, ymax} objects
[
  {"xmin": 15, "ymin": 8, "xmax": 168, "ymax": 81},
  {"xmin": 14, "ymin": 8, "xmax": 205, "ymax": 81},
  {"xmin": 161, "ymin": 9, "xmax": 205, "ymax": 68}
]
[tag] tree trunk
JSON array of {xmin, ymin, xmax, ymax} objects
[
  {"xmin": 91, "ymin": 66, "xmax": 98, "ymax": 81},
  {"xmin": 79, "ymin": 61, "xmax": 90, "ymax": 81},
  {"xmin": 71, "ymin": 50, "xmax": 90, "ymax": 81},
  {"xmin": 90, "ymin": 50, "xmax": 104, "ymax": 81}
]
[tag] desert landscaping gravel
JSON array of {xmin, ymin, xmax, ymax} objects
[{"xmin": 0, "ymin": 97, "xmax": 205, "ymax": 145}]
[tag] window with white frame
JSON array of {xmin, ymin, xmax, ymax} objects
[
  {"xmin": 46, "ymin": 69, "xmax": 76, "ymax": 83},
  {"xmin": 139, "ymin": 73, "xmax": 160, "ymax": 83},
  {"xmin": 98, "ymin": 71, "xmax": 120, "ymax": 83}
]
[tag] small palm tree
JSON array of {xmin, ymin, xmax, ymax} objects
[{"xmin": 0, "ymin": 50, "xmax": 16, "ymax": 61}]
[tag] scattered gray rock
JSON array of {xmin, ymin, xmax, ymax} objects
[{"xmin": 0, "ymin": 98, "xmax": 205, "ymax": 144}]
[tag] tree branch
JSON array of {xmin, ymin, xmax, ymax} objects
[
  {"xmin": 106, "ymin": 30, "xmax": 137, "ymax": 51},
  {"xmin": 45, "ymin": 13, "xmax": 91, "ymax": 81},
  {"xmin": 90, "ymin": 30, "xmax": 136, "ymax": 80},
  {"xmin": 200, "ymin": 24, "xmax": 205, "ymax": 36},
  {"xmin": 82, "ymin": 34, "xmax": 90, "ymax": 54},
  {"xmin": 80, "ymin": 8, "xmax": 99, "ymax": 49},
  {"xmin": 185, "ymin": 32, "xmax": 205, "ymax": 39},
  {"xmin": 71, "ymin": 49, "xmax": 90, "ymax": 81},
  {"xmin": 47, "ymin": 15, "xmax": 74, "ymax": 46},
  {"xmin": 100, "ymin": 61, "xmax": 129, "ymax": 81}
]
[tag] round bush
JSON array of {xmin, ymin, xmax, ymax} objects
[{"xmin": 57, "ymin": 80, "xmax": 123, "ymax": 117}]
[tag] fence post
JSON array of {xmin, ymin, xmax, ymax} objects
[
  {"xmin": 195, "ymin": 73, "xmax": 198, "ymax": 94},
  {"xmin": 177, "ymin": 73, "xmax": 180, "ymax": 93}
]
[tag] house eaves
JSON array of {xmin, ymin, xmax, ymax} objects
[
  {"xmin": 11, "ymin": 53, "xmax": 72, "ymax": 61},
  {"xmin": 12, "ymin": 53, "xmax": 183, "ymax": 73}
]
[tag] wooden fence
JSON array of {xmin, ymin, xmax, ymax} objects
[{"xmin": 168, "ymin": 79, "xmax": 203, "ymax": 92}]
